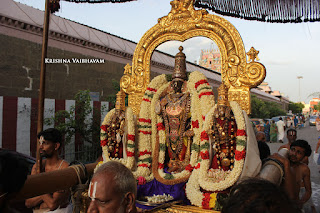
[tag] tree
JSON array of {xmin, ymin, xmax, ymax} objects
[
  {"xmin": 251, "ymin": 95, "xmax": 286, "ymax": 118},
  {"xmin": 45, "ymin": 90, "xmax": 108, "ymax": 162},
  {"xmin": 288, "ymin": 102, "xmax": 304, "ymax": 114},
  {"xmin": 314, "ymin": 102, "xmax": 320, "ymax": 111}
]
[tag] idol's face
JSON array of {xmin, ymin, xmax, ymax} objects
[
  {"xmin": 288, "ymin": 146, "xmax": 305, "ymax": 163},
  {"xmin": 87, "ymin": 173, "xmax": 125, "ymax": 213},
  {"xmin": 171, "ymin": 79, "xmax": 184, "ymax": 93}
]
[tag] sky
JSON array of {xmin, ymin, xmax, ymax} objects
[{"xmin": 13, "ymin": 0, "xmax": 320, "ymax": 103}]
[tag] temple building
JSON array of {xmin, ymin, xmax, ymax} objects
[
  {"xmin": 198, "ymin": 48, "xmax": 221, "ymax": 73},
  {"xmin": 0, "ymin": 0, "xmax": 289, "ymax": 157}
]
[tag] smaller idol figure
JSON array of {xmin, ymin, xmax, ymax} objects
[
  {"xmin": 209, "ymin": 84, "xmax": 237, "ymax": 170},
  {"xmin": 100, "ymin": 90, "xmax": 135, "ymax": 169}
]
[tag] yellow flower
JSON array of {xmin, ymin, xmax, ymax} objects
[{"xmin": 209, "ymin": 193, "xmax": 217, "ymax": 209}]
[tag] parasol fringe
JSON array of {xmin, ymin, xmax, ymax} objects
[{"xmin": 194, "ymin": 0, "xmax": 320, "ymax": 23}]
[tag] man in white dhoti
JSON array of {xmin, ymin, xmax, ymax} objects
[{"xmin": 276, "ymin": 117, "xmax": 286, "ymax": 143}]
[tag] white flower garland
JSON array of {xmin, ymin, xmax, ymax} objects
[
  {"xmin": 133, "ymin": 74, "xmax": 168, "ymax": 181},
  {"xmin": 95, "ymin": 106, "xmax": 136, "ymax": 173},
  {"xmin": 152, "ymin": 71, "xmax": 215, "ymax": 183},
  {"xmin": 186, "ymin": 101, "xmax": 247, "ymax": 208}
]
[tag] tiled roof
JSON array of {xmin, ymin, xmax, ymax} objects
[{"xmin": 2, "ymin": 0, "xmax": 221, "ymax": 82}]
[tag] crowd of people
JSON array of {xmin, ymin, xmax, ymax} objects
[
  {"xmin": 1, "ymin": 125, "xmax": 320, "ymax": 213},
  {"xmin": 255, "ymin": 127, "xmax": 318, "ymax": 213}
]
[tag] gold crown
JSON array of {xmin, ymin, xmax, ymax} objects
[
  {"xmin": 115, "ymin": 90, "xmax": 126, "ymax": 111},
  {"xmin": 172, "ymin": 46, "xmax": 187, "ymax": 80},
  {"xmin": 217, "ymin": 84, "xmax": 229, "ymax": 106}
]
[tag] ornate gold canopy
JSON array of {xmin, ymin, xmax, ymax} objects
[{"xmin": 120, "ymin": 0, "xmax": 266, "ymax": 115}]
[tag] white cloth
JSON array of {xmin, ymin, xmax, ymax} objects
[
  {"xmin": 299, "ymin": 187, "xmax": 315, "ymax": 211},
  {"xmin": 33, "ymin": 204, "xmax": 72, "ymax": 213},
  {"xmin": 238, "ymin": 110, "xmax": 262, "ymax": 181},
  {"xmin": 316, "ymin": 120, "xmax": 320, "ymax": 131},
  {"xmin": 276, "ymin": 120, "xmax": 285, "ymax": 141}
]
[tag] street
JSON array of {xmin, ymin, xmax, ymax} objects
[{"xmin": 268, "ymin": 122, "xmax": 320, "ymax": 212}]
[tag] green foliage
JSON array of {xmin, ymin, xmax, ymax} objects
[
  {"xmin": 288, "ymin": 102, "xmax": 304, "ymax": 114},
  {"xmin": 44, "ymin": 90, "xmax": 108, "ymax": 149},
  {"xmin": 104, "ymin": 79, "xmax": 128, "ymax": 108},
  {"xmin": 251, "ymin": 95, "xmax": 286, "ymax": 118},
  {"xmin": 313, "ymin": 102, "xmax": 320, "ymax": 111}
]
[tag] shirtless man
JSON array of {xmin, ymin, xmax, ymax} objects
[
  {"xmin": 288, "ymin": 140, "xmax": 312, "ymax": 209},
  {"xmin": 25, "ymin": 128, "xmax": 71, "ymax": 212},
  {"xmin": 278, "ymin": 129, "xmax": 308, "ymax": 166},
  {"xmin": 272, "ymin": 139, "xmax": 312, "ymax": 211}
]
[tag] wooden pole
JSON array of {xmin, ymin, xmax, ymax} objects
[
  {"xmin": 36, "ymin": 0, "xmax": 51, "ymax": 173},
  {"xmin": 14, "ymin": 163, "xmax": 97, "ymax": 200}
]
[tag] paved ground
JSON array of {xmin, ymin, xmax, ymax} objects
[{"xmin": 267, "ymin": 122, "xmax": 320, "ymax": 212}]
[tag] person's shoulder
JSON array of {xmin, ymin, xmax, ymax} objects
[
  {"xmin": 60, "ymin": 159, "xmax": 69, "ymax": 169},
  {"xmin": 279, "ymin": 144, "xmax": 288, "ymax": 150},
  {"xmin": 299, "ymin": 162, "xmax": 310, "ymax": 173}
]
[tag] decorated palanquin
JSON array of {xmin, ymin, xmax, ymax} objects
[{"xmin": 96, "ymin": 0, "xmax": 266, "ymax": 212}]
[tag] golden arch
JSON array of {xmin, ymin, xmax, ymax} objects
[{"xmin": 120, "ymin": 0, "xmax": 266, "ymax": 115}]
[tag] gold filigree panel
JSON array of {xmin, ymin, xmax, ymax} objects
[{"xmin": 120, "ymin": 0, "xmax": 266, "ymax": 115}]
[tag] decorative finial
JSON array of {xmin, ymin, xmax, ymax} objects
[
  {"xmin": 172, "ymin": 46, "xmax": 187, "ymax": 80},
  {"xmin": 217, "ymin": 84, "xmax": 229, "ymax": 106},
  {"xmin": 246, "ymin": 47, "xmax": 260, "ymax": 62},
  {"xmin": 115, "ymin": 90, "xmax": 126, "ymax": 112}
]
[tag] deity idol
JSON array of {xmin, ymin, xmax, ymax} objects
[
  {"xmin": 156, "ymin": 46, "xmax": 193, "ymax": 173},
  {"xmin": 209, "ymin": 84, "xmax": 237, "ymax": 170},
  {"xmin": 99, "ymin": 90, "xmax": 135, "ymax": 170},
  {"xmin": 186, "ymin": 83, "xmax": 248, "ymax": 210},
  {"xmin": 148, "ymin": 46, "xmax": 215, "ymax": 185}
]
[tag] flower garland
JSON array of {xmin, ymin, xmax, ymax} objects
[
  {"xmin": 96, "ymin": 106, "xmax": 135, "ymax": 172},
  {"xmin": 186, "ymin": 101, "xmax": 247, "ymax": 209},
  {"xmin": 133, "ymin": 74, "xmax": 168, "ymax": 181},
  {"xmin": 152, "ymin": 71, "xmax": 215, "ymax": 185}
]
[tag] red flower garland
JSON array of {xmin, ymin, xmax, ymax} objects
[
  {"xmin": 157, "ymin": 123, "xmax": 165, "ymax": 131},
  {"xmin": 185, "ymin": 164, "xmax": 194, "ymax": 172},
  {"xmin": 235, "ymin": 150, "xmax": 246, "ymax": 161},
  {"xmin": 100, "ymin": 139, "xmax": 107, "ymax": 147},
  {"xmin": 195, "ymin": 79, "xmax": 209, "ymax": 89},
  {"xmin": 139, "ymin": 150, "xmax": 152, "ymax": 156},
  {"xmin": 100, "ymin": 125, "xmax": 108, "ymax": 132},
  {"xmin": 138, "ymin": 163, "xmax": 150, "ymax": 168},
  {"xmin": 201, "ymin": 131, "xmax": 209, "ymax": 141},
  {"xmin": 127, "ymin": 134, "xmax": 135, "ymax": 141},
  {"xmin": 158, "ymin": 163, "xmax": 164, "ymax": 169},
  {"xmin": 202, "ymin": 193, "xmax": 211, "ymax": 209},
  {"xmin": 138, "ymin": 130, "xmax": 152, "ymax": 135},
  {"xmin": 142, "ymin": 98, "xmax": 151, "ymax": 102},
  {"xmin": 138, "ymin": 118, "xmax": 151, "ymax": 123},
  {"xmin": 126, "ymin": 151, "xmax": 135, "ymax": 157},
  {"xmin": 195, "ymin": 163, "xmax": 201, "ymax": 169},
  {"xmin": 237, "ymin": 129, "xmax": 246, "ymax": 136},
  {"xmin": 192, "ymin": 120, "xmax": 199, "ymax": 129},
  {"xmin": 200, "ymin": 151, "xmax": 210, "ymax": 160},
  {"xmin": 199, "ymin": 91, "xmax": 214, "ymax": 99},
  {"xmin": 146, "ymin": 87, "xmax": 157, "ymax": 92}
]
